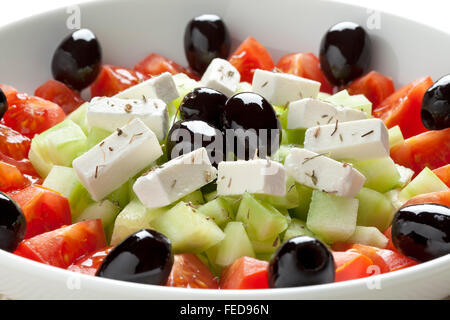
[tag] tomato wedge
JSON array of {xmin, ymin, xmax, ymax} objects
[
  {"xmin": 134, "ymin": 53, "xmax": 199, "ymax": 80},
  {"xmin": 3, "ymin": 95, "xmax": 66, "ymax": 139},
  {"xmin": 347, "ymin": 71, "xmax": 395, "ymax": 108},
  {"xmin": 9, "ymin": 185, "xmax": 72, "ymax": 239},
  {"xmin": 433, "ymin": 165, "xmax": 450, "ymax": 187},
  {"xmin": 0, "ymin": 151, "xmax": 40, "ymax": 179},
  {"xmin": 390, "ymin": 128, "xmax": 450, "ymax": 176},
  {"xmin": 14, "ymin": 219, "xmax": 106, "ymax": 269},
  {"xmin": 68, "ymin": 246, "xmax": 113, "ymax": 276},
  {"xmin": 402, "ymin": 190, "xmax": 450, "ymax": 208},
  {"xmin": 0, "ymin": 161, "xmax": 29, "ymax": 192},
  {"xmin": 228, "ymin": 37, "xmax": 274, "ymax": 83},
  {"xmin": 35, "ymin": 80, "xmax": 85, "ymax": 115},
  {"xmin": 0, "ymin": 124, "xmax": 31, "ymax": 160},
  {"xmin": 383, "ymin": 226, "xmax": 397, "ymax": 252},
  {"xmin": 0, "ymin": 84, "xmax": 19, "ymax": 103},
  {"xmin": 333, "ymin": 251, "xmax": 373, "ymax": 282},
  {"xmin": 166, "ymin": 253, "xmax": 219, "ymax": 289},
  {"xmin": 90, "ymin": 65, "xmax": 148, "ymax": 98},
  {"xmin": 220, "ymin": 256, "xmax": 269, "ymax": 289},
  {"xmin": 373, "ymin": 77, "xmax": 433, "ymax": 139},
  {"xmin": 276, "ymin": 52, "xmax": 334, "ymax": 94}
]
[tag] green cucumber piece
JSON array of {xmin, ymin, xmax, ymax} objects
[
  {"xmin": 67, "ymin": 102, "xmax": 89, "ymax": 134},
  {"xmin": 271, "ymin": 144, "xmax": 296, "ymax": 164},
  {"xmin": 180, "ymin": 190, "xmax": 205, "ymax": 205},
  {"xmin": 256, "ymin": 176, "xmax": 300, "ymax": 210},
  {"xmin": 288, "ymin": 183, "xmax": 314, "ymax": 221},
  {"xmin": 107, "ymin": 180, "xmax": 131, "ymax": 209},
  {"xmin": 388, "ymin": 125, "xmax": 404, "ymax": 148},
  {"xmin": 283, "ymin": 218, "xmax": 315, "ymax": 242},
  {"xmin": 86, "ymin": 127, "xmax": 112, "ymax": 150},
  {"xmin": 251, "ymin": 235, "xmax": 281, "ymax": 254},
  {"xmin": 324, "ymin": 90, "xmax": 372, "ymax": 116},
  {"xmin": 306, "ymin": 190, "xmax": 358, "ymax": 243},
  {"xmin": 346, "ymin": 226, "xmax": 389, "ymax": 249},
  {"xmin": 151, "ymin": 201, "xmax": 225, "ymax": 253},
  {"xmin": 355, "ymin": 187, "xmax": 394, "ymax": 232},
  {"xmin": 395, "ymin": 164, "xmax": 414, "ymax": 188},
  {"xmin": 235, "ymin": 82, "xmax": 252, "ymax": 93},
  {"xmin": 197, "ymin": 197, "xmax": 234, "ymax": 227},
  {"xmin": 384, "ymin": 188, "xmax": 406, "ymax": 211},
  {"xmin": 236, "ymin": 193, "xmax": 288, "ymax": 241},
  {"xmin": 399, "ymin": 167, "xmax": 449, "ymax": 201},
  {"xmin": 204, "ymin": 190, "xmax": 218, "ymax": 203}
]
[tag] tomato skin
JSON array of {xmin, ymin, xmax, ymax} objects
[
  {"xmin": 166, "ymin": 253, "xmax": 219, "ymax": 289},
  {"xmin": 9, "ymin": 185, "xmax": 72, "ymax": 239},
  {"xmin": 14, "ymin": 219, "xmax": 106, "ymax": 269},
  {"xmin": 383, "ymin": 226, "xmax": 397, "ymax": 252},
  {"xmin": 433, "ymin": 165, "xmax": 450, "ymax": 187},
  {"xmin": 90, "ymin": 65, "xmax": 148, "ymax": 98},
  {"xmin": 0, "ymin": 84, "xmax": 19, "ymax": 103},
  {"xmin": 220, "ymin": 256, "xmax": 269, "ymax": 289},
  {"xmin": 333, "ymin": 251, "xmax": 373, "ymax": 282},
  {"xmin": 276, "ymin": 52, "xmax": 334, "ymax": 94},
  {"xmin": 35, "ymin": 80, "xmax": 85, "ymax": 115},
  {"xmin": 0, "ymin": 161, "xmax": 29, "ymax": 192},
  {"xmin": 0, "ymin": 124, "xmax": 31, "ymax": 160},
  {"xmin": 390, "ymin": 128, "xmax": 450, "ymax": 176},
  {"xmin": 68, "ymin": 246, "xmax": 113, "ymax": 276},
  {"xmin": 134, "ymin": 53, "xmax": 199, "ymax": 80},
  {"xmin": 0, "ymin": 151, "xmax": 40, "ymax": 180},
  {"xmin": 228, "ymin": 37, "xmax": 274, "ymax": 83},
  {"xmin": 373, "ymin": 77, "xmax": 433, "ymax": 139},
  {"xmin": 347, "ymin": 71, "xmax": 395, "ymax": 108},
  {"xmin": 402, "ymin": 190, "xmax": 450, "ymax": 208},
  {"xmin": 3, "ymin": 95, "xmax": 66, "ymax": 139}
]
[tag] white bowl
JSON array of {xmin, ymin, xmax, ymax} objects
[{"xmin": 0, "ymin": 0, "xmax": 449, "ymax": 300}]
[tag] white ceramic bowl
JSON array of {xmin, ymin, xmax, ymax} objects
[{"xmin": 0, "ymin": 0, "xmax": 449, "ymax": 300}]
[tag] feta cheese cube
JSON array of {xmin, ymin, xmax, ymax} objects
[
  {"xmin": 133, "ymin": 148, "xmax": 217, "ymax": 209},
  {"xmin": 284, "ymin": 148, "xmax": 366, "ymax": 198},
  {"xmin": 252, "ymin": 69, "xmax": 321, "ymax": 106},
  {"xmin": 287, "ymin": 98, "xmax": 367, "ymax": 129},
  {"xmin": 86, "ymin": 97, "xmax": 168, "ymax": 141},
  {"xmin": 217, "ymin": 159, "xmax": 286, "ymax": 196},
  {"xmin": 200, "ymin": 58, "xmax": 241, "ymax": 97},
  {"xmin": 114, "ymin": 72, "xmax": 179, "ymax": 104},
  {"xmin": 304, "ymin": 118, "xmax": 390, "ymax": 160},
  {"xmin": 73, "ymin": 118, "xmax": 163, "ymax": 202}
]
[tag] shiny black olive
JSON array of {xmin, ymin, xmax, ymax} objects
[
  {"xmin": 0, "ymin": 88, "xmax": 7, "ymax": 121},
  {"xmin": 180, "ymin": 87, "xmax": 227, "ymax": 128},
  {"xmin": 0, "ymin": 192, "xmax": 26, "ymax": 252},
  {"xmin": 51, "ymin": 28, "xmax": 102, "ymax": 90},
  {"xmin": 392, "ymin": 203, "xmax": 450, "ymax": 262},
  {"xmin": 268, "ymin": 236, "xmax": 335, "ymax": 288},
  {"xmin": 221, "ymin": 92, "xmax": 281, "ymax": 159},
  {"xmin": 184, "ymin": 14, "xmax": 231, "ymax": 74},
  {"xmin": 96, "ymin": 229, "xmax": 173, "ymax": 285},
  {"xmin": 319, "ymin": 21, "xmax": 371, "ymax": 86},
  {"xmin": 421, "ymin": 75, "xmax": 450, "ymax": 130},
  {"xmin": 166, "ymin": 120, "xmax": 225, "ymax": 167}
]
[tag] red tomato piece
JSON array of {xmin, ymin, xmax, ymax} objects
[
  {"xmin": 3, "ymin": 95, "xmax": 66, "ymax": 139},
  {"xmin": 373, "ymin": 77, "xmax": 433, "ymax": 138},
  {"xmin": 228, "ymin": 37, "xmax": 274, "ymax": 83},
  {"xmin": 90, "ymin": 65, "xmax": 148, "ymax": 98},
  {"xmin": 0, "ymin": 151, "xmax": 40, "ymax": 179},
  {"xmin": 9, "ymin": 185, "xmax": 72, "ymax": 239},
  {"xmin": 0, "ymin": 124, "xmax": 31, "ymax": 160},
  {"xmin": 134, "ymin": 53, "xmax": 199, "ymax": 80},
  {"xmin": 276, "ymin": 52, "xmax": 334, "ymax": 94},
  {"xmin": 0, "ymin": 161, "xmax": 29, "ymax": 192},
  {"xmin": 220, "ymin": 256, "xmax": 269, "ymax": 289},
  {"xmin": 14, "ymin": 219, "xmax": 106, "ymax": 269},
  {"xmin": 0, "ymin": 84, "xmax": 19, "ymax": 103},
  {"xmin": 35, "ymin": 80, "xmax": 85, "ymax": 115},
  {"xmin": 333, "ymin": 251, "xmax": 373, "ymax": 282},
  {"xmin": 68, "ymin": 246, "xmax": 113, "ymax": 276},
  {"xmin": 347, "ymin": 71, "xmax": 395, "ymax": 108},
  {"xmin": 402, "ymin": 190, "xmax": 450, "ymax": 208},
  {"xmin": 166, "ymin": 253, "xmax": 219, "ymax": 289},
  {"xmin": 383, "ymin": 226, "xmax": 397, "ymax": 252},
  {"xmin": 433, "ymin": 165, "xmax": 450, "ymax": 187},
  {"xmin": 390, "ymin": 128, "xmax": 450, "ymax": 176}
]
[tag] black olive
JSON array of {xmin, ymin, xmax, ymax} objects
[
  {"xmin": 96, "ymin": 229, "xmax": 173, "ymax": 285},
  {"xmin": 392, "ymin": 203, "xmax": 450, "ymax": 262},
  {"xmin": 221, "ymin": 92, "xmax": 281, "ymax": 159},
  {"xmin": 184, "ymin": 14, "xmax": 231, "ymax": 74},
  {"xmin": 51, "ymin": 28, "xmax": 102, "ymax": 91},
  {"xmin": 0, "ymin": 88, "xmax": 7, "ymax": 121},
  {"xmin": 268, "ymin": 236, "xmax": 334, "ymax": 288},
  {"xmin": 421, "ymin": 75, "xmax": 450, "ymax": 130},
  {"xmin": 166, "ymin": 120, "xmax": 225, "ymax": 167},
  {"xmin": 180, "ymin": 87, "xmax": 227, "ymax": 128},
  {"xmin": 319, "ymin": 21, "xmax": 371, "ymax": 86},
  {"xmin": 0, "ymin": 192, "xmax": 26, "ymax": 252}
]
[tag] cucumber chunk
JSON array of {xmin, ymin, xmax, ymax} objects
[
  {"xmin": 236, "ymin": 193, "xmax": 288, "ymax": 242},
  {"xmin": 399, "ymin": 167, "xmax": 449, "ymax": 201},
  {"xmin": 86, "ymin": 127, "xmax": 112, "ymax": 150},
  {"xmin": 288, "ymin": 183, "xmax": 314, "ymax": 221},
  {"xmin": 323, "ymin": 89, "xmax": 372, "ymax": 116},
  {"xmin": 251, "ymin": 235, "xmax": 281, "ymax": 254},
  {"xmin": 256, "ymin": 176, "xmax": 300, "ymax": 210},
  {"xmin": 151, "ymin": 201, "xmax": 225, "ymax": 253},
  {"xmin": 197, "ymin": 197, "xmax": 234, "ymax": 227},
  {"xmin": 388, "ymin": 125, "xmax": 404, "ymax": 148},
  {"xmin": 306, "ymin": 190, "xmax": 358, "ymax": 243},
  {"xmin": 346, "ymin": 226, "xmax": 389, "ymax": 249},
  {"xmin": 180, "ymin": 190, "xmax": 205, "ymax": 205},
  {"xmin": 283, "ymin": 218, "xmax": 314, "ymax": 242},
  {"xmin": 395, "ymin": 164, "xmax": 414, "ymax": 188},
  {"xmin": 67, "ymin": 102, "xmax": 89, "ymax": 134},
  {"xmin": 355, "ymin": 187, "xmax": 394, "ymax": 232}
]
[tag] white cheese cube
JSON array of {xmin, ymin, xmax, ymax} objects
[
  {"xmin": 217, "ymin": 159, "xmax": 286, "ymax": 196},
  {"xmin": 73, "ymin": 118, "xmax": 162, "ymax": 202},
  {"xmin": 287, "ymin": 98, "xmax": 367, "ymax": 129},
  {"xmin": 200, "ymin": 58, "xmax": 240, "ymax": 97},
  {"xmin": 114, "ymin": 72, "xmax": 179, "ymax": 104},
  {"xmin": 133, "ymin": 148, "xmax": 217, "ymax": 209},
  {"xmin": 304, "ymin": 118, "xmax": 390, "ymax": 160},
  {"xmin": 284, "ymin": 148, "xmax": 365, "ymax": 198},
  {"xmin": 252, "ymin": 69, "xmax": 321, "ymax": 106},
  {"xmin": 86, "ymin": 97, "xmax": 168, "ymax": 141}
]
